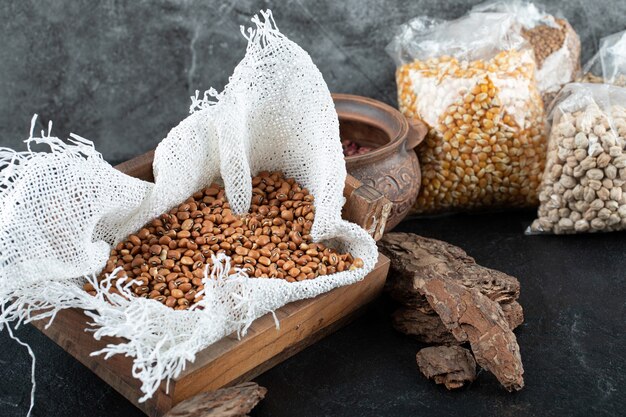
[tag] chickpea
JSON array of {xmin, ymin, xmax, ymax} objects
[{"xmin": 530, "ymin": 100, "xmax": 626, "ymax": 234}]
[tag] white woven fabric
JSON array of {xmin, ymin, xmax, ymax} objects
[{"xmin": 0, "ymin": 10, "xmax": 377, "ymax": 403}]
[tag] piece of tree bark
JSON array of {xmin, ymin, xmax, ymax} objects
[
  {"xmin": 393, "ymin": 301, "xmax": 523, "ymax": 345},
  {"xmin": 392, "ymin": 308, "xmax": 459, "ymax": 345},
  {"xmin": 164, "ymin": 382, "xmax": 267, "ymax": 417},
  {"xmin": 417, "ymin": 277, "xmax": 524, "ymax": 391},
  {"xmin": 382, "ymin": 233, "xmax": 520, "ymax": 306},
  {"xmin": 416, "ymin": 346, "xmax": 476, "ymax": 389},
  {"xmin": 379, "ymin": 232, "xmax": 524, "ymax": 391},
  {"xmin": 501, "ymin": 301, "xmax": 524, "ymax": 331}
]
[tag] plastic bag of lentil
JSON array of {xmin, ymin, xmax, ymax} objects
[
  {"xmin": 0, "ymin": 10, "xmax": 377, "ymax": 408},
  {"xmin": 386, "ymin": 13, "xmax": 547, "ymax": 214},
  {"xmin": 471, "ymin": 0, "xmax": 581, "ymax": 105},
  {"xmin": 579, "ymin": 30, "xmax": 626, "ymax": 87},
  {"xmin": 528, "ymin": 83, "xmax": 626, "ymax": 234}
]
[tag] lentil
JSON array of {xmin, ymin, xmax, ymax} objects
[
  {"xmin": 521, "ymin": 18, "xmax": 580, "ymax": 105},
  {"xmin": 521, "ymin": 20, "xmax": 570, "ymax": 69}
]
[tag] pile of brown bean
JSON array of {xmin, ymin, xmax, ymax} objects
[{"xmin": 84, "ymin": 171, "xmax": 363, "ymax": 310}]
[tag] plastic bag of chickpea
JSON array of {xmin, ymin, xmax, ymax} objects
[
  {"xmin": 529, "ymin": 83, "xmax": 626, "ymax": 234},
  {"xmin": 470, "ymin": 0, "xmax": 581, "ymax": 105},
  {"xmin": 579, "ymin": 30, "xmax": 626, "ymax": 87},
  {"xmin": 386, "ymin": 13, "xmax": 547, "ymax": 214}
]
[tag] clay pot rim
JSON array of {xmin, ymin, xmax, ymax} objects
[{"xmin": 332, "ymin": 93, "xmax": 413, "ymax": 166}]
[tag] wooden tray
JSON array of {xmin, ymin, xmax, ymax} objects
[{"xmin": 31, "ymin": 150, "xmax": 392, "ymax": 416}]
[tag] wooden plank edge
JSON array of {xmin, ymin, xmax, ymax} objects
[
  {"xmin": 173, "ymin": 254, "xmax": 390, "ymax": 401},
  {"xmin": 219, "ymin": 300, "xmax": 377, "ymax": 390},
  {"xmin": 179, "ymin": 253, "xmax": 389, "ymax": 376},
  {"xmin": 30, "ymin": 255, "xmax": 390, "ymax": 416},
  {"xmin": 31, "ymin": 312, "xmax": 171, "ymax": 417}
]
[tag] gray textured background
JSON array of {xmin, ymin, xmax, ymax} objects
[{"xmin": 1, "ymin": 0, "xmax": 625, "ymax": 163}]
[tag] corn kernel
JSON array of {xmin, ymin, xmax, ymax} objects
[{"xmin": 396, "ymin": 49, "xmax": 546, "ymax": 213}]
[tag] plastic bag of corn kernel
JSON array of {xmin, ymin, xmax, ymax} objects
[
  {"xmin": 0, "ymin": 10, "xmax": 377, "ymax": 408},
  {"xmin": 528, "ymin": 83, "xmax": 626, "ymax": 234},
  {"xmin": 579, "ymin": 30, "xmax": 626, "ymax": 87},
  {"xmin": 386, "ymin": 13, "xmax": 547, "ymax": 214},
  {"xmin": 471, "ymin": 1, "xmax": 581, "ymax": 104}
]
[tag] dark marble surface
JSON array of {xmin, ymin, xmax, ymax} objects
[
  {"xmin": 1, "ymin": 0, "xmax": 626, "ymax": 162},
  {"xmin": 1, "ymin": 209, "xmax": 625, "ymax": 417}
]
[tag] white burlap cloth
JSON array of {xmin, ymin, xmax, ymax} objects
[{"xmin": 0, "ymin": 10, "xmax": 377, "ymax": 407}]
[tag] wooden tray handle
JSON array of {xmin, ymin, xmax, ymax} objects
[{"xmin": 114, "ymin": 150, "xmax": 390, "ymax": 241}]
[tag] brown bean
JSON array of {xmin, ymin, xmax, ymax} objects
[
  {"xmin": 289, "ymin": 231, "xmax": 303, "ymax": 246},
  {"xmin": 181, "ymin": 219, "xmax": 194, "ymax": 231},
  {"xmin": 96, "ymin": 171, "xmax": 360, "ymax": 310},
  {"xmin": 165, "ymin": 296, "xmax": 177, "ymax": 308},
  {"xmin": 134, "ymin": 286, "xmax": 149, "ymax": 295},
  {"xmin": 235, "ymin": 246, "xmax": 249, "ymax": 256},
  {"xmin": 257, "ymin": 235, "xmax": 271, "ymax": 246},
  {"xmin": 131, "ymin": 257, "xmax": 145, "ymax": 268},
  {"xmin": 280, "ymin": 210, "xmax": 294, "ymax": 221}
]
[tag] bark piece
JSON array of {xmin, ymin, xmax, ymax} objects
[
  {"xmin": 392, "ymin": 308, "xmax": 459, "ymax": 345},
  {"xmin": 418, "ymin": 278, "xmax": 524, "ymax": 391},
  {"xmin": 379, "ymin": 232, "xmax": 524, "ymax": 391},
  {"xmin": 393, "ymin": 300, "xmax": 524, "ymax": 345},
  {"xmin": 416, "ymin": 345, "xmax": 476, "ymax": 389},
  {"xmin": 382, "ymin": 233, "xmax": 520, "ymax": 306},
  {"xmin": 501, "ymin": 301, "xmax": 524, "ymax": 331},
  {"xmin": 164, "ymin": 382, "xmax": 267, "ymax": 417}
]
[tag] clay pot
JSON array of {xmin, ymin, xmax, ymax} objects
[{"xmin": 333, "ymin": 94, "xmax": 427, "ymax": 230}]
